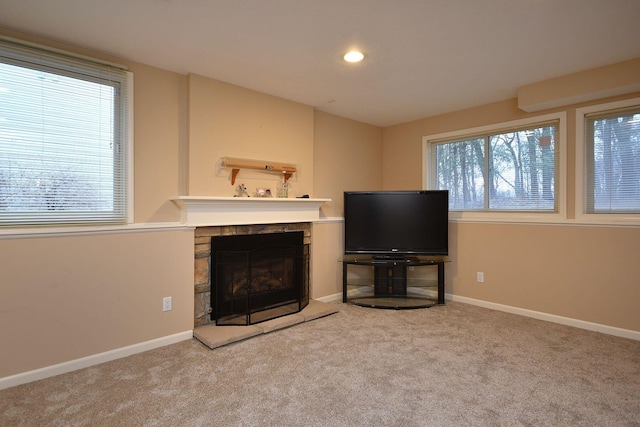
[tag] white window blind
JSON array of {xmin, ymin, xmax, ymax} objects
[
  {"xmin": 431, "ymin": 121, "xmax": 559, "ymax": 212},
  {"xmin": 585, "ymin": 106, "xmax": 640, "ymax": 214},
  {"xmin": 0, "ymin": 37, "xmax": 131, "ymax": 226}
]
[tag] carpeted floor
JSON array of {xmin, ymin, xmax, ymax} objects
[{"xmin": 1, "ymin": 301, "xmax": 639, "ymax": 426}]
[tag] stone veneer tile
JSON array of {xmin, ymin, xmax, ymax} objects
[
  {"xmin": 194, "ymin": 257, "xmax": 209, "ymax": 286},
  {"xmin": 194, "ymin": 283, "xmax": 210, "ymax": 294},
  {"xmin": 194, "ymin": 242, "xmax": 210, "ymax": 258},
  {"xmin": 195, "ymin": 226, "xmax": 226, "ymax": 237},
  {"xmin": 194, "ymin": 293, "xmax": 208, "ymax": 321}
]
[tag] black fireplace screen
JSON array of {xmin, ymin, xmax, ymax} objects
[{"xmin": 211, "ymin": 231, "xmax": 309, "ymax": 326}]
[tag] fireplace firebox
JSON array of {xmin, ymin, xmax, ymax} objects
[{"xmin": 211, "ymin": 231, "xmax": 309, "ymax": 326}]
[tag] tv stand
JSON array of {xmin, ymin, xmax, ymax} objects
[{"xmin": 341, "ymin": 256, "xmax": 448, "ymax": 309}]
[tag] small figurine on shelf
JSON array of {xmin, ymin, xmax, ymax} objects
[
  {"xmin": 255, "ymin": 188, "xmax": 272, "ymax": 197},
  {"xmin": 235, "ymin": 183, "xmax": 250, "ymax": 197}
]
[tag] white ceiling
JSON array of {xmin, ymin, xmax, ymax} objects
[{"xmin": 1, "ymin": 0, "xmax": 640, "ymax": 127}]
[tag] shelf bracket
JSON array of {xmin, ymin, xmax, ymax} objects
[{"xmin": 231, "ymin": 168, "xmax": 240, "ymax": 185}]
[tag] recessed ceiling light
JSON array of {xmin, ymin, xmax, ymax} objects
[{"xmin": 343, "ymin": 50, "xmax": 364, "ymax": 63}]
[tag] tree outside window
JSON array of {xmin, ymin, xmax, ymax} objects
[{"xmin": 433, "ymin": 123, "xmax": 558, "ymax": 212}]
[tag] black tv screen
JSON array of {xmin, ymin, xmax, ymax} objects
[{"xmin": 344, "ymin": 190, "xmax": 449, "ymax": 257}]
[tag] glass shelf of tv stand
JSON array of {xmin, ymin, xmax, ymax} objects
[{"xmin": 340, "ymin": 256, "xmax": 449, "ymax": 310}]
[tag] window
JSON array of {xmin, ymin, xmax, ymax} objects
[
  {"xmin": 423, "ymin": 113, "xmax": 566, "ymax": 223},
  {"xmin": 0, "ymin": 37, "xmax": 132, "ymax": 227},
  {"xmin": 429, "ymin": 121, "xmax": 559, "ymax": 211},
  {"xmin": 576, "ymin": 98, "xmax": 640, "ymax": 225},
  {"xmin": 585, "ymin": 107, "xmax": 640, "ymax": 213}
]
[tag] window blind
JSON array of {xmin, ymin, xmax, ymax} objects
[
  {"xmin": 0, "ymin": 37, "xmax": 131, "ymax": 226},
  {"xmin": 585, "ymin": 106, "xmax": 640, "ymax": 213}
]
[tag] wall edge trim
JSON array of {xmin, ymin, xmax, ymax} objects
[
  {"xmin": 0, "ymin": 330, "xmax": 194, "ymax": 391},
  {"xmin": 447, "ymin": 294, "xmax": 640, "ymax": 341},
  {"xmin": 315, "ymin": 293, "xmax": 342, "ymax": 303},
  {"xmin": 311, "ymin": 293, "xmax": 640, "ymax": 341}
]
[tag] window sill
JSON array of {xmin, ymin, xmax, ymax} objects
[
  {"xmin": 449, "ymin": 211, "xmax": 566, "ymax": 225},
  {"xmin": 450, "ymin": 212, "xmax": 640, "ymax": 228},
  {"xmin": 572, "ymin": 214, "xmax": 640, "ymax": 228}
]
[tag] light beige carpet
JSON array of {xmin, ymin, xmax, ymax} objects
[{"xmin": 1, "ymin": 301, "xmax": 639, "ymax": 426}]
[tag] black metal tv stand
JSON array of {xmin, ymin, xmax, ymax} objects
[{"xmin": 341, "ymin": 256, "xmax": 447, "ymax": 309}]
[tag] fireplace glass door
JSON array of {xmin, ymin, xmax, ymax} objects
[{"xmin": 212, "ymin": 231, "xmax": 309, "ymax": 326}]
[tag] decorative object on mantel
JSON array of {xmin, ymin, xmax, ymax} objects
[
  {"xmin": 255, "ymin": 188, "xmax": 272, "ymax": 197},
  {"xmin": 276, "ymin": 181, "xmax": 288, "ymax": 198},
  {"xmin": 235, "ymin": 183, "xmax": 250, "ymax": 197},
  {"xmin": 219, "ymin": 157, "xmax": 297, "ymax": 185}
]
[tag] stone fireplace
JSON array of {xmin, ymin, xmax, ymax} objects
[
  {"xmin": 173, "ymin": 196, "xmax": 329, "ymax": 329},
  {"xmin": 194, "ymin": 222, "xmax": 311, "ymax": 327}
]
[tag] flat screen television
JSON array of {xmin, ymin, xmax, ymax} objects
[{"xmin": 343, "ymin": 190, "xmax": 449, "ymax": 257}]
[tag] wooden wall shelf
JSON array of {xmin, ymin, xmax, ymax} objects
[{"xmin": 219, "ymin": 157, "xmax": 297, "ymax": 185}]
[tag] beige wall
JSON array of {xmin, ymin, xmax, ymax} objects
[
  {"xmin": 382, "ymin": 77, "xmax": 640, "ymax": 332},
  {"xmin": 518, "ymin": 57, "xmax": 640, "ymax": 112},
  {"xmin": 130, "ymin": 63, "xmax": 187, "ymax": 223},
  {"xmin": 310, "ymin": 112, "xmax": 382, "ymax": 300},
  {"xmin": 449, "ymin": 223, "xmax": 640, "ymax": 330},
  {"xmin": 187, "ymin": 74, "xmax": 315, "ymax": 198},
  {"xmin": 311, "ymin": 221, "xmax": 345, "ymax": 299},
  {"xmin": 313, "ymin": 111, "xmax": 382, "ymax": 217},
  {"xmin": 0, "ymin": 229, "xmax": 194, "ymax": 378}
]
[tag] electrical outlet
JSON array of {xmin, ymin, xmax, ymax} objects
[
  {"xmin": 476, "ymin": 272, "xmax": 484, "ymax": 283},
  {"xmin": 162, "ymin": 296, "xmax": 172, "ymax": 312}
]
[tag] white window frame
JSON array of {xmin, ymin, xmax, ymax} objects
[
  {"xmin": 0, "ymin": 35, "xmax": 134, "ymax": 229},
  {"xmin": 423, "ymin": 112, "xmax": 566, "ymax": 224},
  {"xmin": 575, "ymin": 97, "xmax": 640, "ymax": 226}
]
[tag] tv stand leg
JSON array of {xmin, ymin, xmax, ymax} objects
[
  {"xmin": 342, "ymin": 262, "xmax": 348, "ymax": 303},
  {"xmin": 437, "ymin": 261, "xmax": 445, "ymax": 304}
]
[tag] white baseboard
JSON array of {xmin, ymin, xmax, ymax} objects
[
  {"xmin": 315, "ymin": 293, "xmax": 342, "ymax": 303},
  {"xmin": 316, "ymin": 292, "xmax": 640, "ymax": 341},
  {"xmin": 0, "ymin": 330, "xmax": 193, "ymax": 391},
  {"xmin": 447, "ymin": 294, "xmax": 640, "ymax": 341}
]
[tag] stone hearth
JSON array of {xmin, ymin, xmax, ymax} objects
[{"xmin": 194, "ymin": 299, "xmax": 338, "ymax": 349}]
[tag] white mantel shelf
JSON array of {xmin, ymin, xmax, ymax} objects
[{"xmin": 172, "ymin": 196, "xmax": 331, "ymax": 227}]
